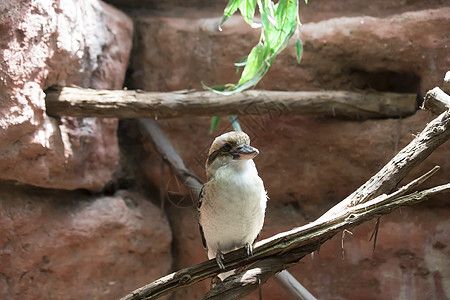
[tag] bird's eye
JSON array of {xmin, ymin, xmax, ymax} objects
[{"xmin": 222, "ymin": 143, "xmax": 232, "ymax": 152}]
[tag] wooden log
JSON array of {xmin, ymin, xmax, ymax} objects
[
  {"xmin": 45, "ymin": 86, "xmax": 417, "ymax": 119},
  {"xmin": 422, "ymin": 87, "xmax": 450, "ymax": 115}
]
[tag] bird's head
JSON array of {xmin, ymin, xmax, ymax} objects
[{"xmin": 205, "ymin": 131, "xmax": 259, "ymax": 179}]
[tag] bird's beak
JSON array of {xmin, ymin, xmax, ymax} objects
[{"xmin": 232, "ymin": 144, "xmax": 259, "ymax": 160}]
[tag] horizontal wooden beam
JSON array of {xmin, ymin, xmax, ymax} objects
[{"xmin": 45, "ymin": 86, "xmax": 417, "ymax": 119}]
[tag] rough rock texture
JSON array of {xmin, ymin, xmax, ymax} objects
[
  {"xmin": 144, "ymin": 111, "xmax": 450, "ymax": 216},
  {"xmin": 2, "ymin": 0, "xmax": 448, "ymax": 299},
  {"xmin": 0, "ymin": 0, "xmax": 133, "ymax": 191},
  {"xmin": 0, "ymin": 183, "xmax": 172, "ymax": 299},
  {"xmin": 297, "ymin": 0, "xmax": 447, "ymax": 22},
  {"xmin": 128, "ymin": 7, "xmax": 449, "ymax": 96},
  {"xmin": 122, "ymin": 2, "xmax": 450, "ymax": 299},
  {"xmin": 106, "ymin": 0, "xmax": 444, "ymax": 14},
  {"xmin": 105, "ymin": 0, "xmax": 228, "ymax": 10},
  {"xmin": 137, "ymin": 109, "xmax": 450, "ymax": 300}
]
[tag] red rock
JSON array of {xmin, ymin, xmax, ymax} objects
[
  {"xmin": 0, "ymin": 184, "xmax": 172, "ymax": 299},
  {"xmin": 128, "ymin": 7, "xmax": 448, "ymax": 95},
  {"xmin": 146, "ymin": 110, "xmax": 450, "ymax": 214},
  {"xmin": 0, "ymin": 0, "xmax": 133, "ymax": 191},
  {"xmin": 282, "ymin": 8, "xmax": 449, "ymax": 95},
  {"xmin": 127, "ymin": 6, "xmax": 450, "ymax": 296},
  {"xmin": 297, "ymin": 0, "xmax": 445, "ymax": 23},
  {"xmin": 125, "ymin": 2, "xmax": 450, "ymax": 299},
  {"xmin": 139, "ymin": 109, "xmax": 450, "ymax": 299}
]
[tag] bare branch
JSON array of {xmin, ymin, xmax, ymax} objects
[
  {"xmin": 199, "ymin": 183, "xmax": 450, "ymax": 300},
  {"xmin": 119, "ymin": 80, "xmax": 450, "ymax": 299},
  {"xmin": 45, "ymin": 86, "xmax": 417, "ymax": 120},
  {"xmin": 317, "ymin": 109, "xmax": 450, "ymax": 221},
  {"xmin": 121, "ymin": 181, "xmax": 450, "ymax": 300},
  {"xmin": 136, "ymin": 119, "xmax": 311, "ymax": 299},
  {"xmin": 273, "ymin": 270, "xmax": 317, "ymax": 300},
  {"xmin": 422, "ymin": 87, "xmax": 450, "ymax": 115},
  {"xmin": 138, "ymin": 119, "xmax": 203, "ymax": 200}
]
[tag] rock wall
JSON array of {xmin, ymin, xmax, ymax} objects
[
  {"xmin": 1, "ymin": 0, "xmax": 449, "ymax": 299},
  {"xmin": 122, "ymin": 1, "xmax": 450, "ymax": 300},
  {"xmin": 127, "ymin": 6, "xmax": 449, "ymax": 96},
  {"xmin": 0, "ymin": 0, "xmax": 172, "ymax": 299},
  {"xmin": 0, "ymin": 0, "xmax": 132, "ymax": 190},
  {"xmin": 0, "ymin": 185, "xmax": 172, "ymax": 299}
]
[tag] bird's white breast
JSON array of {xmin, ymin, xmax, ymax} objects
[{"xmin": 200, "ymin": 160, "xmax": 267, "ymax": 259}]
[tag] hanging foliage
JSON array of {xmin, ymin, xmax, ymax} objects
[{"xmin": 206, "ymin": 0, "xmax": 306, "ymax": 132}]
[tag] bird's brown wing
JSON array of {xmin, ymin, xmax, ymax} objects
[{"xmin": 198, "ymin": 185, "xmax": 207, "ymax": 251}]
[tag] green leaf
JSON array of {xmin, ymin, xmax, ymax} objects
[
  {"xmin": 237, "ymin": 43, "xmax": 268, "ymax": 86},
  {"xmin": 234, "ymin": 55, "xmax": 248, "ymax": 73},
  {"xmin": 296, "ymin": 39, "xmax": 303, "ymax": 64},
  {"xmin": 266, "ymin": 0, "xmax": 298, "ymax": 53},
  {"xmin": 210, "ymin": 116, "xmax": 223, "ymax": 133},
  {"xmin": 201, "ymin": 81, "xmax": 237, "ymax": 93},
  {"xmin": 220, "ymin": 0, "xmax": 242, "ymax": 30},
  {"xmin": 238, "ymin": 0, "xmax": 257, "ymax": 26},
  {"xmin": 209, "ymin": 0, "xmax": 303, "ymax": 94}
]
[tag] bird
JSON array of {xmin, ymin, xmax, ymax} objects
[{"xmin": 198, "ymin": 131, "xmax": 267, "ymax": 281}]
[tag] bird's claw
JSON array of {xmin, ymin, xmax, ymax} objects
[
  {"xmin": 245, "ymin": 243, "xmax": 253, "ymax": 256},
  {"xmin": 216, "ymin": 251, "xmax": 226, "ymax": 270}
]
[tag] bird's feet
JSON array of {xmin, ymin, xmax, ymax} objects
[
  {"xmin": 245, "ymin": 243, "xmax": 253, "ymax": 256},
  {"xmin": 215, "ymin": 250, "xmax": 226, "ymax": 270}
]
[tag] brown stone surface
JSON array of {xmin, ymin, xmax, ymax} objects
[
  {"xmin": 140, "ymin": 109, "xmax": 450, "ymax": 299},
  {"xmin": 106, "ymin": 0, "xmax": 445, "ymax": 16},
  {"xmin": 124, "ymin": 4, "xmax": 449, "ymax": 298},
  {"xmin": 0, "ymin": 0, "xmax": 133, "ymax": 191},
  {"xmin": 0, "ymin": 183, "xmax": 172, "ymax": 299},
  {"xmin": 297, "ymin": 0, "xmax": 447, "ymax": 23},
  {"xmin": 2, "ymin": 1, "xmax": 448, "ymax": 299},
  {"xmin": 128, "ymin": 7, "xmax": 449, "ymax": 96},
  {"xmin": 146, "ymin": 110, "xmax": 450, "ymax": 215},
  {"xmin": 105, "ymin": 0, "xmax": 228, "ymax": 10}
]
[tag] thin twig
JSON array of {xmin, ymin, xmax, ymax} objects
[{"xmin": 369, "ymin": 217, "xmax": 381, "ymax": 252}]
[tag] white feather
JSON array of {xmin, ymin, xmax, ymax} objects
[{"xmin": 199, "ymin": 159, "xmax": 267, "ymax": 280}]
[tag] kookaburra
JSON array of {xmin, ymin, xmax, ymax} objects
[{"xmin": 198, "ymin": 131, "xmax": 267, "ymax": 280}]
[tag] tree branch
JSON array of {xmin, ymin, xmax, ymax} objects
[
  {"xmin": 137, "ymin": 119, "xmax": 315, "ymax": 299},
  {"xmin": 121, "ymin": 181, "xmax": 449, "ymax": 300},
  {"xmin": 317, "ymin": 108, "xmax": 450, "ymax": 221},
  {"xmin": 138, "ymin": 119, "xmax": 203, "ymax": 200},
  {"xmin": 45, "ymin": 86, "xmax": 417, "ymax": 120},
  {"xmin": 422, "ymin": 87, "xmax": 450, "ymax": 115},
  {"xmin": 422, "ymin": 72, "xmax": 450, "ymax": 115},
  {"xmin": 121, "ymin": 106, "xmax": 450, "ymax": 300},
  {"xmin": 200, "ymin": 183, "xmax": 450, "ymax": 300}
]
